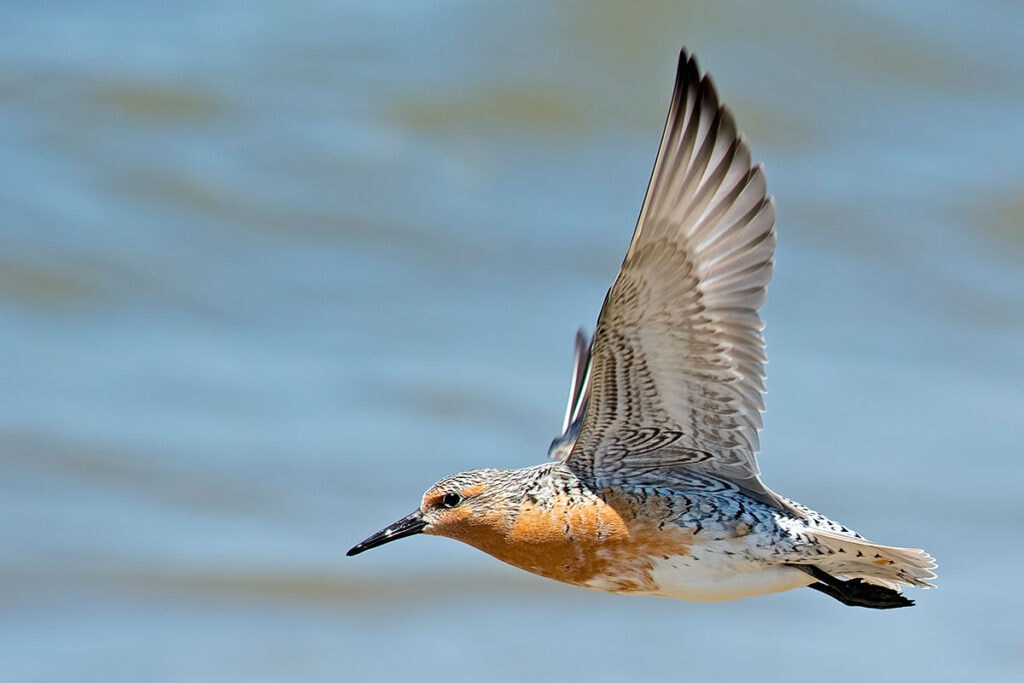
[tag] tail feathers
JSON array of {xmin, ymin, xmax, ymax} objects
[{"xmin": 803, "ymin": 530, "xmax": 937, "ymax": 589}]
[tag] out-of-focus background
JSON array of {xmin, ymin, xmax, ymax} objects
[{"xmin": 2, "ymin": 2, "xmax": 1022, "ymax": 681}]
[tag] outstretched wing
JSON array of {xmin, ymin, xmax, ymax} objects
[
  {"xmin": 548, "ymin": 329, "xmax": 592, "ymax": 461},
  {"xmin": 567, "ymin": 50, "xmax": 776, "ymax": 497}
]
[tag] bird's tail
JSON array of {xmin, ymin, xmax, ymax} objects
[{"xmin": 802, "ymin": 529, "xmax": 937, "ymax": 590}]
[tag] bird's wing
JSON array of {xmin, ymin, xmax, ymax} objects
[
  {"xmin": 567, "ymin": 50, "xmax": 777, "ymax": 496},
  {"xmin": 548, "ymin": 329, "xmax": 592, "ymax": 461}
]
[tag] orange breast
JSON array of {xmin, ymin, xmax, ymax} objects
[{"xmin": 451, "ymin": 489, "xmax": 696, "ymax": 592}]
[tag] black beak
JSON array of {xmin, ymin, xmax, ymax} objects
[{"xmin": 347, "ymin": 509, "xmax": 427, "ymax": 556}]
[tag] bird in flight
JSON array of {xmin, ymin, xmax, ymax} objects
[{"xmin": 348, "ymin": 49, "xmax": 936, "ymax": 609}]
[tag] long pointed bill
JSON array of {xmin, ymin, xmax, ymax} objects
[{"xmin": 347, "ymin": 510, "xmax": 427, "ymax": 556}]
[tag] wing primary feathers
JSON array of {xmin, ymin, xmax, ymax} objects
[
  {"xmin": 561, "ymin": 328, "xmax": 592, "ymax": 434},
  {"xmin": 548, "ymin": 329, "xmax": 593, "ymax": 461}
]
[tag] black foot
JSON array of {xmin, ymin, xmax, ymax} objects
[{"xmin": 793, "ymin": 565, "xmax": 915, "ymax": 610}]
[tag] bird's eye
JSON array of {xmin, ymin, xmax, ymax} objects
[{"xmin": 440, "ymin": 492, "xmax": 463, "ymax": 509}]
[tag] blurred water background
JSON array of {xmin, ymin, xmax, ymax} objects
[{"xmin": 2, "ymin": 2, "xmax": 1023, "ymax": 681}]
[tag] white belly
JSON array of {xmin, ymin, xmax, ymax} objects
[
  {"xmin": 650, "ymin": 555, "xmax": 815, "ymax": 602},
  {"xmin": 584, "ymin": 550, "xmax": 815, "ymax": 603}
]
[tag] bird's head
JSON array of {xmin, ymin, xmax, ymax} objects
[{"xmin": 347, "ymin": 469, "xmax": 518, "ymax": 556}]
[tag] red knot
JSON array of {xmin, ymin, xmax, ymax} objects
[{"xmin": 348, "ymin": 48, "xmax": 936, "ymax": 609}]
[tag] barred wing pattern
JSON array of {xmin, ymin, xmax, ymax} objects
[{"xmin": 567, "ymin": 51, "xmax": 777, "ymax": 496}]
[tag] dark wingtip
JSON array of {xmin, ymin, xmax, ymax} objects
[
  {"xmin": 676, "ymin": 46, "xmax": 702, "ymax": 86},
  {"xmin": 665, "ymin": 46, "xmax": 718, "ymax": 126}
]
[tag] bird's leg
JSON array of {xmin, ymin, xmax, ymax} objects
[{"xmin": 791, "ymin": 564, "xmax": 915, "ymax": 609}]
